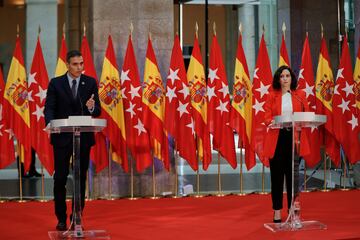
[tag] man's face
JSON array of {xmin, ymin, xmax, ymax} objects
[{"xmin": 67, "ymin": 56, "xmax": 84, "ymax": 78}]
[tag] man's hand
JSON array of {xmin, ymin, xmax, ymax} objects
[{"xmin": 86, "ymin": 94, "xmax": 95, "ymax": 111}]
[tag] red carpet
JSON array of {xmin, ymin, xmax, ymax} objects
[{"xmin": 0, "ymin": 190, "xmax": 360, "ymax": 240}]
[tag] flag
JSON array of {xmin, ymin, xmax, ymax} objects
[
  {"xmin": 54, "ymin": 34, "xmax": 68, "ymax": 77},
  {"xmin": 81, "ymin": 34, "xmax": 108, "ymax": 173},
  {"xmin": 297, "ymin": 35, "xmax": 321, "ymax": 167},
  {"xmin": 353, "ymin": 40, "xmax": 360, "ymax": 118},
  {"xmin": 278, "ymin": 34, "xmax": 290, "ymax": 67},
  {"xmin": 98, "ymin": 35, "xmax": 128, "ymax": 172},
  {"xmin": 121, "ymin": 34, "xmax": 152, "ymax": 172},
  {"xmin": 333, "ymin": 35, "xmax": 360, "ymax": 164},
  {"xmin": 0, "ymin": 68, "xmax": 15, "ymax": 169},
  {"xmin": 315, "ymin": 36, "xmax": 340, "ymax": 166},
  {"xmin": 207, "ymin": 33, "xmax": 236, "ymax": 168},
  {"xmin": 187, "ymin": 35, "xmax": 212, "ymax": 170},
  {"xmin": 250, "ymin": 34, "xmax": 272, "ymax": 167},
  {"xmin": 229, "ymin": 31, "xmax": 256, "ymax": 170},
  {"xmin": 28, "ymin": 37, "xmax": 54, "ymax": 174},
  {"xmin": 165, "ymin": 34, "xmax": 197, "ymax": 171},
  {"xmin": 2, "ymin": 37, "xmax": 31, "ymax": 172},
  {"xmin": 142, "ymin": 37, "xmax": 169, "ymax": 170}
]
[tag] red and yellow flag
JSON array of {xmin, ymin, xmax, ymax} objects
[
  {"xmin": 354, "ymin": 40, "xmax": 360, "ymax": 117},
  {"xmin": 2, "ymin": 36, "xmax": 31, "ymax": 172},
  {"xmin": 98, "ymin": 35, "xmax": 128, "ymax": 172},
  {"xmin": 28, "ymin": 36, "xmax": 54, "ymax": 174},
  {"xmin": 122, "ymin": 34, "xmax": 152, "ymax": 172},
  {"xmin": 81, "ymin": 34, "xmax": 108, "ymax": 173},
  {"xmin": 54, "ymin": 34, "xmax": 68, "ymax": 77},
  {"xmin": 0, "ymin": 68, "xmax": 15, "ymax": 169},
  {"xmin": 278, "ymin": 34, "xmax": 290, "ymax": 67},
  {"xmin": 251, "ymin": 34, "xmax": 272, "ymax": 167},
  {"xmin": 142, "ymin": 37, "xmax": 169, "ymax": 170},
  {"xmin": 229, "ymin": 31, "xmax": 255, "ymax": 170},
  {"xmin": 207, "ymin": 33, "xmax": 236, "ymax": 168},
  {"xmin": 297, "ymin": 34, "xmax": 321, "ymax": 167},
  {"xmin": 187, "ymin": 35, "xmax": 212, "ymax": 170},
  {"xmin": 165, "ymin": 35, "xmax": 197, "ymax": 171},
  {"xmin": 333, "ymin": 35, "xmax": 360, "ymax": 164},
  {"xmin": 315, "ymin": 36, "xmax": 340, "ymax": 166}
]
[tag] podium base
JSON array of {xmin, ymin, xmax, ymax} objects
[
  {"xmin": 48, "ymin": 230, "xmax": 110, "ymax": 239},
  {"xmin": 264, "ymin": 220, "xmax": 327, "ymax": 232}
]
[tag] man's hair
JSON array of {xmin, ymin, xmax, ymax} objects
[
  {"xmin": 272, "ymin": 65, "xmax": 297, "ymax": 90},
  {"xmin": 66, "ymin": 50, "xmax": 82, "ymax": 63}
]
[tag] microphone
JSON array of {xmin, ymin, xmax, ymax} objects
[{"xmin": 287, "ymin": 90, "xmax": 304, "ymax": 112}]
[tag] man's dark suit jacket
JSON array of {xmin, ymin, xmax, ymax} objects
[{"xmin": 44, "ymin": 73, "xmax": 101, "ymax": 148}]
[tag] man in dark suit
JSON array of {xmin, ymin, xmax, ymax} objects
[{"xmin": 44, "ymin": 50, "xmax": 101, "ymax": 231}]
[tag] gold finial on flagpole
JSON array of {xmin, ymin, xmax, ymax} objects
[
  {"xmin": 38, "ymin": 25, "xmax": 41, "ymax": 36},
  {"xmin": 83, "ymin": 23, "xmax": 86, "ymax": 37},
  {"xmin": 306, "ymin": 21, "xmax": 309, "ymax": 37},
  {"xmin": 195, "ymin": 22, "xmax": 199, "ymax": 38},
  {"xmin": 282, "ymin": 22, "xmax": 286, "ymax": 39},
  {"xmin": 321, "ymin": 23, "xmax": 324, "ymax": 38},
  {"xmin": 17, "ymin": 24, "xmax": 19, "ymax": 37},
  {"xmin": 62, "ymin": 23, "xmax": 66, "ymax": 38},
  {"xmin": 213, "ymin": 22, "xmax": 216, "ymax": 36},
  {"xmin": 148, "ymin": 23, "xmax": 152, "ymax": 40},
  {"xmin": 262, "ymin": 24, "xmax": 265, "ymax": 34},
  {"xmin": 239, "ymin": 22, "xmax": 242, "ymax": 35},
  {"xmin": 345, "ymin": 24, "xmax": 348, "ymax": 39},
  {"xmin": 130, "ymin": 22, "xmax": 134, "ymax": 38}
]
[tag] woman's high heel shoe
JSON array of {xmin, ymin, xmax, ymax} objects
[{"xmin": 273, "ymin": 210, "xmax": 282, "ymax": 223}]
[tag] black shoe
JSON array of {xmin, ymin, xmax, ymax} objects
[
  {"xmin": 28, "ymin": 171, "xmax": 43, "ymax": 177},
  {"xmin": 56, "ymin": 222, "xmax": 67, "ymax": 231},
  {"xmin": 273, "ymin": 218, "xmax": 282, "ymax": 223}
]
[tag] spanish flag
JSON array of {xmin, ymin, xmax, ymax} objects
[
  {"xmin": 278, "ymin": 33, "xmax": 290, "ymax": 67},
  {"xmin": 229, "ymin": 31, "xmax": 255, "ymax": 170},
  {"xmin": 315, "ymin": 35, "xmax": 340, "ymax": 166},
  {"xmin": 353, "ymin": 40, "xmax": 360, "ymax": 116},
  {"xmin": 54, "ymin": 34, "xmax": 67, "ymax": 77},
  {"xmin": 187, "ymin": 35, "xmax": 212, "ymax": 170},
  {"xmin": 98, "ymin": 35, "xmax": 128, "ymax": 172},
  {"xmin": 142, "ymin": 37, "xmax": 169, "ymax": 170},
  {"xmin": 2, "ymin": 36, "xmax": 31, "ymax": 172}
]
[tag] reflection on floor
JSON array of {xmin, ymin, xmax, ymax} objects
[{"xmin": 0, "ymin": 157, "xmax": 355, "ymax": 200}]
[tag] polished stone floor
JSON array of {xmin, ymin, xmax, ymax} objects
[{"xmin": 0, "ymin": 155, "xmax": 355, "ymax": 200}]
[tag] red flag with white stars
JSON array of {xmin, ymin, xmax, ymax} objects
[
  {"xmin": 0, "ymin": 68, "xmax": 15, "ymax": 169},
  {"xmin": 121, "ymin": 35, "xmax": 152, "ymax": 172},
  {"xmin": 28, "ymin": 37, "xmax": 54, "ymax": 174},
  {"xmin": 333, "ymin": 35, "xmax": 360, "ymax": 164},
  {"xmin": 165, "ymin": 35, "xmax": 197, "ymax": 170},
  {"xmin": 250, "ymin": 34, "xmax": 272, "ymax": 167},
  {"xmin": 297, "ymin": 35, "xmax": 321, "ymax": 167},
  {"xmin": 207, "ymin": 34, "xmax": 236, "ymax": 168}
]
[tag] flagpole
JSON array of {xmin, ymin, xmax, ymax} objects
[
  {"xmin": 108, "ymin": 143, "xmax": 115, "ymax": 200},
  {"xmin": 216, "ymin": 153, "xmax": 224, "ymax": 197},
  {"xmin": 258, "ymin": 164, "xmax": 268, "ymax": 195},
  {"xmin": 150, "ymin": 158, "xmax": 160, "ymax": 199},
  {"xmin": 128, "ymin": 155, "xmax": 139, "ymax": 200},
  {"xmin": 194, "ymin": 141, "xmax": 204, "ymax": 198},
  {"xmin": 171, "ymin": 149, "xmax": 180, "ymax": 198},
  {"xmin": 39, "ymin": 165, "xmax": 48, "ymax": 202},
  {"xmin": 341, "ymin": 155, "xmax": 350, "ymax": 191},
  {"xmin": 236, "ymin": 140, "xmax": 247, "ymax": 196},
  {"xmin": 18, "ymin": 144, "xmax": 27, "ymax": 203}
]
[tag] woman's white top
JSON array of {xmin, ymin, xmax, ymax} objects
[{"xmin": 281, "ymin": 92, "xmax": 293, "ymax": 114}]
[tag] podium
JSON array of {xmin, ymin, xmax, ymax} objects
[
  {"xmin": 47, "ymin": 116, "xmax": 110, "ymax": 239},
  {"xmin": 264, "ymin": 112, "xmax": 327, "ymax": 232}
]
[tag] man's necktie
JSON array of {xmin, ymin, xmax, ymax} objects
[{"xmin": 71, "ymin": 79, "xmax": 77, "ymax": 98}]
